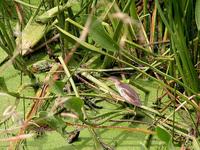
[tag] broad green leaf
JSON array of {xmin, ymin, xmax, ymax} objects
[
  {"xmin": 38, "ymin": 111, "xmax": 48, "ymax": 118},
  {"xmin": 16, "ymin": 22, "xmax": 46, "ymax": 55},
  {"xmin": 195, "ymin": 0, "xmax": 200, "ymax": 30},
  {"xmin": 192, "ymin": 137, "xmax": 200, "ymax": 150},
  {"xmin": 156, "ymin": 126, "xmax": 175, "ymax": 150},
  {"xmin": 64, "ymin": 97, "xmax": 84, "ymax": 119},
  {"xmin": 89, "ymin": 16, "xmax": 119, "ymax": 52},
  {"xmin": 0, "ymin": 77, "xmax": 8, "ymax": 92},
  {"xmin": 167, "ymin": 138, "xmax": 175, "ymax": 150},
  {"xmin": 36, "ymin": 5, "xmax": 69, "ymax": 24},
  {"xmin": 156, "ymin": 126, "xmax": 171, "ymax": 143},
  {"xmin": 0, "ymin": 77, "xmax": 19, "ymax": 97},
  {"xmin": 51, "ymin": 81, "xmax": 65, "ymax": 96},
  {"xmin": 35, "ymin": 111, "xmax": 67, "ymax": 137}
]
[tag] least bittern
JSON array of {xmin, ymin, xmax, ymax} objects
[{"xmin": 108, "ymin": 76, "xmax": 141, "ymax": 107}]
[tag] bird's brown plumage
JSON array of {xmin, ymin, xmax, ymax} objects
[{"xmin": 108, "ymin": 76, "xmax": 141, "ymax": 106}]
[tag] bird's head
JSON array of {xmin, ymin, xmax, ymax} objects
[{"xmin": 108, "ymin": 76, "xmax": 121, "ymax": 84}]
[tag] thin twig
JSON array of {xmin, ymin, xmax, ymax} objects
[{"xmin": 65, "ymin": 122, "xmax": 155, "ymax": 134}]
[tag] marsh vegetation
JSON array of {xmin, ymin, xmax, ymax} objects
[{"xmin": 0, "ymin": 0, "xmax": 200, "ymax": 149}]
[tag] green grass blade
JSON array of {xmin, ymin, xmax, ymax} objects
[{"xmin": 195, "ymin": 0, "xmax": 200, "ymax": 30}]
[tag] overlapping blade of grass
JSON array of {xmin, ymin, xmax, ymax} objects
[
  {"xmin": 0, "ymin": 20, "xmax": 34, "ymax": 79},
  {"xmin": 155, "ymin": 1, "xmax": 200, "ymax": 147},
  {"xmin": 112, "ymin": 0, "xmax": 132, "ymax": 41},
  {"xmin": 156, "ymin": 0, "xmax": 199, "ymax": 94},
  {"xmin": 1, "ymin": 0, "xmax": 200, "ymax": 149},
  {"xmin": 89, "ymin": 16, "xmax": 119, "ymax": 52},
  {"xmin": 56, "ymin": 20, "xmax": 200, "ymax": 111},
  {"xmin": 35, "ymin": 3, "xmax": 71, "ymax": 23},
  {"xmin": 129, "ymin": 1, "xmax": 152, "ymax": 52},
  {"xmin": 195, "ymin": 0, "xmax": 200, "ymax": 31},
  {"xmin": 55, "ymin": 25, "xmax": 100, "ymax": 52}
]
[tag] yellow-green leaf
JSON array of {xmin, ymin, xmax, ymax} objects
[
  {"xmin": 64, "ymin": 97, "xmax": 84, "ymax": 119},
  {"xmin": 16, "ymin": 22, "xmax": 46, "ymax": 55},
  {"xmin": 89, "ymin": 16, "xmax": 119, "ymax": 52},
  {"xmin": 195, "ymin": 0, "xmax": 200, "ymax": 30}
]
